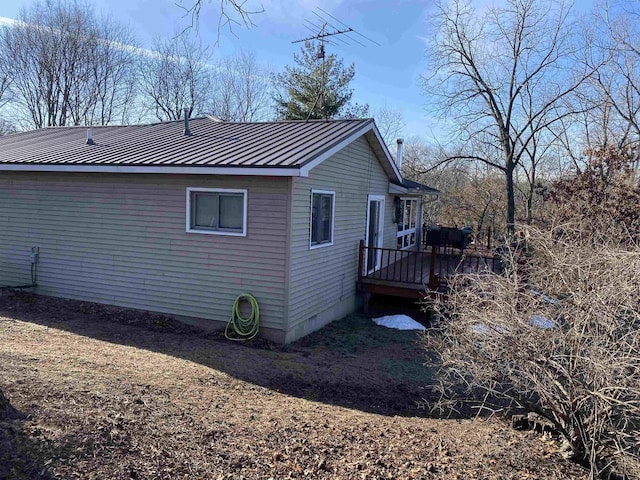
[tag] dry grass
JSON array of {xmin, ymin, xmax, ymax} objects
[{"xmin": 0, "ymin": 293, "xmax": 587, "ymax": 479}]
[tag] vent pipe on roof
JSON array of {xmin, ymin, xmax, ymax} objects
[
  {"xmin": 396, "ymin": 138, "xmax": 404, "ymax": 173},
  {"xmin": 86, "ymin": 127, "xmax": 95, "ymax": 145},
  {"xmin": 183, "ymin": 108, "xmax": 192, "ymax": 136}
]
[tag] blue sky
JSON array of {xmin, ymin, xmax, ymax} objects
[{"xmin": 0, "ymin": 0, "xmax": 438, "ymax": 138}]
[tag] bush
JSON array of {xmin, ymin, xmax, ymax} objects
[
  {"xmin": 544, "ymin": 146, "xmax": 640, "ymax": 243},
  {"xmin": 423, "ymin": 224, "xmax": 640, "ymax": 479}
]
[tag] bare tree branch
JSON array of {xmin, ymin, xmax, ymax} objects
[
  {"xmin": 373, "ymin": 104, "xmax": 406, "ymax": 151},
  {"xmin": 176, "ymin": 0, "xmax": 263, "ymax": 44}
]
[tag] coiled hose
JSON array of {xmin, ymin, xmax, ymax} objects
[{"xmin": 225, "ymin": 293, "xmax": 260, "ymax": 341}]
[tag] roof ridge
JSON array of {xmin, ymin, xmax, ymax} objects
[
  {"xmin": 2, "ymin": 117, "xmax": 372, "ymax": 135},
  {"xmin": 215, "ymin": 118, "xmax": 373, "ymax": 125}
]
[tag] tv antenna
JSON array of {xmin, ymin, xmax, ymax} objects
[{"xmin": 291, "ymin": 9, "xmax": 380, "ymax": 121}]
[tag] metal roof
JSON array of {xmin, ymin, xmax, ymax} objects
[
  {"xmin": 390, "ymin": 178, "xmax": 440, "ymax": 195},
  {"xmin": 0, "ymin": 117, "xmax": 401, "ymax": 180}
]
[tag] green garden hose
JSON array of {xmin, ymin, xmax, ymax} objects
[{"xmin": 225, "ymin": 293, "xmax": 260, "ymax": 341}]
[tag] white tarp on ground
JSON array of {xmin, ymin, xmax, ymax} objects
[
  {"xmin": 470, "ymin": 315, "xmax": 556, "ymax": 336},
  {"xmin": 372, "ymin": 315, "xmax": 426, "ymax": 331},
  {"xmin": 530, "ymin": 289, "xmax": 559, "ymax": 305},
  {"xmin": 470, "ymin": 323, "xmax": 507, "ymax": 335},
  {"xmin": 529, "ymin": 315, "xmax": 556, "ymax": 329}
]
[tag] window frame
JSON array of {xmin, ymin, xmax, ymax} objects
[
  {"xmin": 186, "ymin": 187, "xmax": 248, "ymax": 236},
  {"xmin": 309, "ymin": 189, "xmax": 336, "ymax": 250},
  {"xmin": 396, "ymin": 197, "xmax": 418, "ymax": 249}
]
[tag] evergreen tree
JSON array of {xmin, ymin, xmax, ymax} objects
[{"xmin": 274, "ymin": 41, "xmax": 356, "ymax": 120}]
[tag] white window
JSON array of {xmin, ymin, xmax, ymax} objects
[
  {"xmin": 397, "ymin": 198, "xmax": 418, "ymax": 248},
  {"xmin": 186, "ymin": 188, "xmax": 247, "ymax": 236},
  {"xmin": 310, "ymin": 189, "xmax": 335, "ymax": 249}
]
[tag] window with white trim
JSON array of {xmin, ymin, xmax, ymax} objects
[
  {"xmin": 310, "ymin": 190, "xmax": 335, "ymax": 248},
  {"xmin": 186, "ymin": 188, "xmax": 247, "ymax": 236},
  {"xmin": 397, "ymin": 198, "xmax": 418, "ymax": 248}
]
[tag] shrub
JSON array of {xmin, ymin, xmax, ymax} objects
[
  {"xmin": 423, "ymin": 224, "xmax": 640, "ymax": 479},
  {"xmin": 544, "ymin": 146, "xmax": 640, "ymax": 243}
]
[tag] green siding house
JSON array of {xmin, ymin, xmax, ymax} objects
[{"xmin": 0, "ymin": 117, "xmax": 431, "ymax": 343}]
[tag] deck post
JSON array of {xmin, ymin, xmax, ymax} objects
[
  {"xmin": 428, "ymin": 245, "xmax": 438, "ymax": 290},
  {"xmin": 363, "ymin": 292, "xmax": 371, "ymax": 315},
  {"xmin": 357, "ymin": 239, "xmax": 365, "ymax": 289},
  {"xmin": 416, "ymin": 198, "xmax": 424, "ymax": 251}
]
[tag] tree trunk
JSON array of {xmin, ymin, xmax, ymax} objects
[
  {"xmin": 526, "ymin": 164, "xmax": 536, "ymax": 225},
  {"xmin": 506, "ymin": 166, "xmax": 516, "ymax": 236},
  {"xmin": 526, "ymin": 185, "xmax": 534, "ymax": 225}
]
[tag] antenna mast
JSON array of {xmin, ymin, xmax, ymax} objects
[{"xmin": 292, "ymin": 22, "xmax": 353, "ymax": 121}]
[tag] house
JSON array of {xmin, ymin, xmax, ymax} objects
[{"xmin": 0, "ymin": 117, "xmax": 436, "ymax": 343}]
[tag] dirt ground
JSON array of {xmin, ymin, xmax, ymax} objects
[{"xmin": 0, "ymin": 293, "xmax": 587, "ymax": 479}]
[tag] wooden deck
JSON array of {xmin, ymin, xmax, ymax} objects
[{"xmin": 356, "ymin": 240, "xmax": 501, "ymax": 302}]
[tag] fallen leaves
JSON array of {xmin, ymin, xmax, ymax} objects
[{"xmin": 0, "ymin": 295, "xmax": 589, "ymax": 479}]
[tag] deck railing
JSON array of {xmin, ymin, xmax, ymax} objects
[
  {"xmin": 357, "ymin": 240, "xmax": 501, "ymax": 292},
  {"xmin": 361, "ymin": 245, "xmax": 432, "ymax": 285}
]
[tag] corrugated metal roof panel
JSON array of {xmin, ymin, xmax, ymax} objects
[{"xmin": 0, "ymin": 118, "xmax": 377, "ymax": 171}]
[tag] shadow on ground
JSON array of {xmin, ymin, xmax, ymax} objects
[
  {"xmin": 1, "ymin": 390, "xmax": 51, "ymax": 479},
  {"xmin": 0, "ymin": 292, "xmax": 443, "ymax": 418}
]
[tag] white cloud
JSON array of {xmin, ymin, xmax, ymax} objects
[
  {"xmin": 416, "ymin": 35, "xmax": 430, "ymax": 46},
  {"xmin": 0, "ymin": 16, "xmax": 20, "ymax": 27}
]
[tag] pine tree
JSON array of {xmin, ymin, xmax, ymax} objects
[{"xmin": 273, "ymin": 41, "xmax": 356, "ymax": 120}]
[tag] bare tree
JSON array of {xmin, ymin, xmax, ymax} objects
[
  {"xmin": 0, "ymin": 45, "xmax": 13, "ymax": 133},
  {"xmin": 0, "ymin": 0, "xmax": 137, "ymax": 128},
  {"xmin": 0, "ymin": 58, "xmax": 11, "ymax": 112},
  {"xmin": 587, "ymin": 1, "xmax": 640, "ymax": 170},
  {"xmin": 533, "ymin": 0, "xmax": 640, "ymax": 178},
  {"xmin": 1, "ymin": 0, "xmax": 88, "ymax": 127},
  {"xmin": 373, "ymin": 104, "xmax": 406, "ymax": 151},
  {"xmin": 515, "ymin": 119, "xmax": 559, "ymax": 225},
  {"xmin": 139, "ymin": 32, "xmax": 214, "ymax": 121},
  {"xmin": 72, "ymin": 16, "xmax": 138, "ymax": 125},
  {"xmin": 402, "ymin": 137, "xmax": 507, "ymax": 236},
  {"xmin": 401, "ymin": 136, "xmax": 437, "ymax": 179},
  {"xmin": 430, "ymin": 166, "xmax": 506, "ymax": 234},
  {"xmin": 422, "ymin": 0, "xmax": 596, "ymax": 234},
  {"xmin": 210, "ymin": 49, "xmax": 272, "ymax": 121}
]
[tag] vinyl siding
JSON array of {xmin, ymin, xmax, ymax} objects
[
  {"xmin": 286, "ymin": 136, "xmax": 395, "ymax": 339},
  {"xmin": 0, "ymin": 172, "xmax": 288, "ymax": 331}
]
